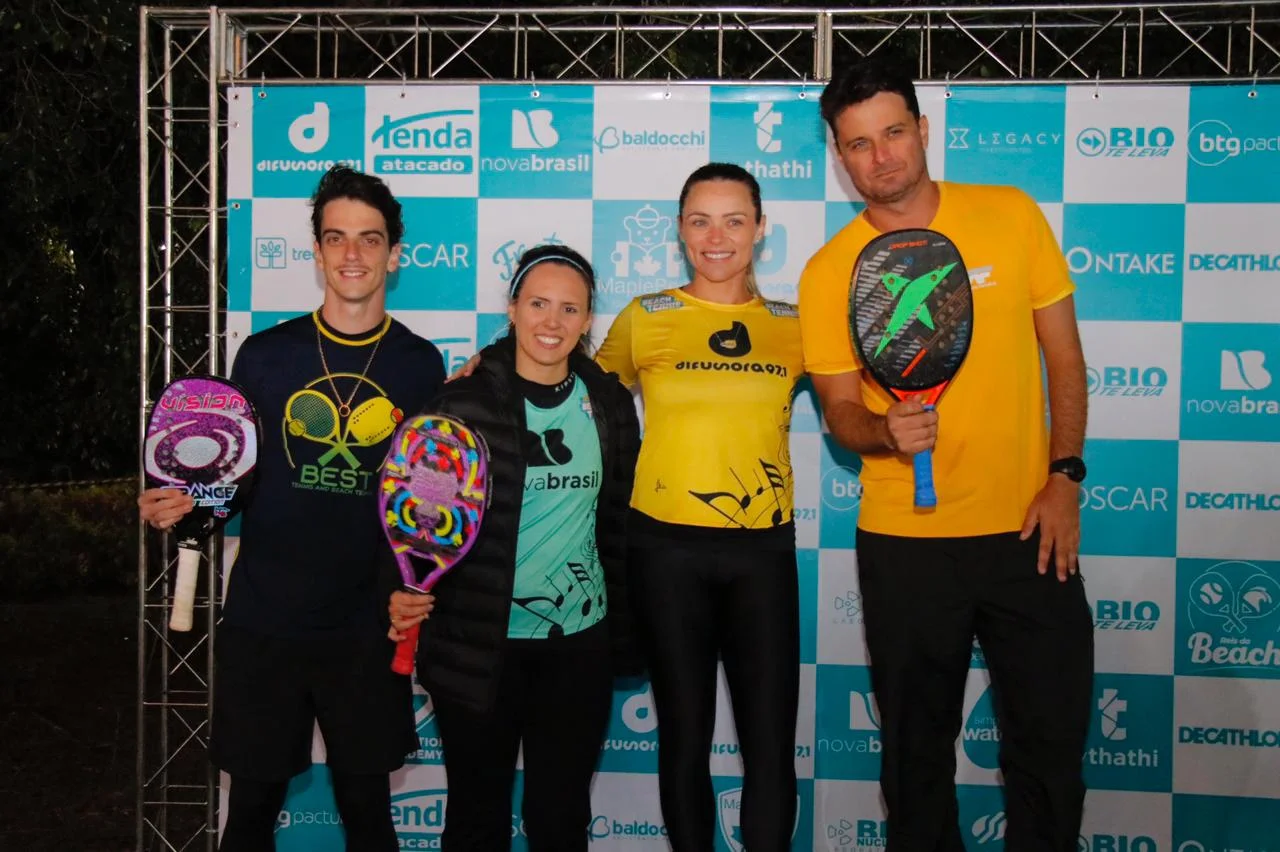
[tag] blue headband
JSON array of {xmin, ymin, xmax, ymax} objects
[{"xmin": 508, "ymin": 253, "xmax": 591, "ymax": 298}]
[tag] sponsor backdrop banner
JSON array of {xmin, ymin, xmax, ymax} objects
[{"xmin": 222, "ymin": 82, "xmax": 1280, "ymax": 850}]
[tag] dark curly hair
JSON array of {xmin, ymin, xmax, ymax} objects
[{"xmin": 309, "ymin": 165, "xmax": 405, "ymax": 247}]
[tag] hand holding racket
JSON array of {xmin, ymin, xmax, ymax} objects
[
  {"xmin": 379, "ymin": 414, "xmax": 491, "ymax": 675},
  {"xmin": 143, "ymin": 375, "xmax": 260, "ymax": 631},
  {"xmin": 849, "ymin": 229, "xmax": 973, "ymax": 509}
]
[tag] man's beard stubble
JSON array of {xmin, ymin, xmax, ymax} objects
[{"xmin": 853, "ymin": 160, "xmax": 928, "ymax": 206}]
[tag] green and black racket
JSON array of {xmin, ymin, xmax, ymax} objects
[{"xmin": 849, "ymin": 228, "xmax": 973, "ymax": 508}]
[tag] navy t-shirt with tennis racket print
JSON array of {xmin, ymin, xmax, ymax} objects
[{"xmin": 226, "ymin": 311, "xmax": 445, "ymax": 637}]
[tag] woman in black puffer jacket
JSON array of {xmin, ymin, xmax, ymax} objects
[{"xmin": 388, "ymin": 244, "xmax": 640, "ymax": 852}]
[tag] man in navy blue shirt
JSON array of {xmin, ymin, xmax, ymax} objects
[{"xmin": 140, "ymin": 165, "xmax": 446, "ymax": 851}]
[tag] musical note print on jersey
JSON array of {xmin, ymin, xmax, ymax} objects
[
  {"xmin": 509, "ymin": 377, "xmax": 608, "ymax": 640},
  {"xmin": 511, "ymin": 560, "xmax": 607, "ymax": 639},
  {"xmin": 688, "ymin": 457, "xmax": 793, "ymax": 528}
]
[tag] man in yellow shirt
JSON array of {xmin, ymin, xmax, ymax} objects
[{"xmin": 799, "ymin": 59, "xmax": 1094, "ymax": 851}]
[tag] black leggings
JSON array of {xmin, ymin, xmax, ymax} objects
[
  {"xmin": 219, "ymin": 771, "xmax": 395, "ymax": 852},
  {"xmin": 628, "ymin": 540, "xmax": 800, "ymax": 852},
  {"xmin": 431, "ymin": 622, "xmax": 613, "ymax": 852}
]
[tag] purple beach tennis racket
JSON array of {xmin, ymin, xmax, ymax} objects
[
  {"xmin": 380, "ymin": 413, "xmax": 490, "ymax": 675},
  {"xmin": 144, "ymin": 375, "xmax": 260, "ymax": 631}
]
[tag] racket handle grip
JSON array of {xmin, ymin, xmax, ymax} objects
[
  {"xmin": 392, "ymin": 622, "xmax": 421, "ymax": 676},
  {"xmin": 912, "ymin": 404, "xmax": 938, "ymax": 509},
  {"xmin": 169, "ymin": 546, "xmax": 201, "ymax": 632}
]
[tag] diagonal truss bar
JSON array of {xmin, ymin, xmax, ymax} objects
[
  {"xmin": 946, "ymin": 13, "xmax": 1021, "ymax": 77},
  {"xmin": 430, "ymin": 14, "xmax": 503, "ymax": 77},
  {"xmin": 628, "ymin": 15, "xmax": 706, "ymax": 79},
  {"xmin": 1257, "ymin": 31, "xmax": 1280, "ymax": 71},
  {"xmin": 1153, "ymin": 25, "xmax": 1217, "ymax": 76},
  {"xmin": 148, "ymin": 29, "xmax": 211, "ymax": 95},
  {"xmin": 1040, "ymin": 11, "xmax": 1126, "ymax": 77},
  {"xmin": 239, "ymin": 13, "xmax": 305, "ymax": 73},
  {"xmin": 1159, "ymin": 10, "xmax": 1231, "ymax": 72},
  {"xmin": 142, "ymin": 709, "xmax": 210, "ymax": 788},
  {"xmin": 145, "ymin": 133, "xmax": 212, "ymax": 206},
  {"xmin": 332, "ymin": 13, "xmax": 417, "ymax": 77},
  {"xmin": 949, "ymin": 27, "xmax": 1018, "ymax": 79},
  {"xmin": 250, "ymin": 27, "xmax": 309, "ymax": 80},
  {"xmin": 145, "ymin": 621, "xmax": 212, "ymax": 686},
  {"xmin": 530, "ymin": 14, "xmax": 606, "ymax": 79},
  {"xmin": 835, "ymin": 13, "xmax": 917, "ymax": 61},
  {"xmin": 141, "ymin": 818, "xmax": 185, "ymax": 852},
  {"xmin": 731, "ymin": 14, "xmax": 807, "ymax": 79}
]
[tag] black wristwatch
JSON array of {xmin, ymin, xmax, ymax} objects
[{"xmin": 1049, "ymin": 456, "xmax": 1087, "ymax": 483}]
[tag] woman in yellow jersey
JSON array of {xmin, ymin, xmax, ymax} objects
[{"xmin": 595, "ymin": 163, "xmax": 805, "ymax": 852}]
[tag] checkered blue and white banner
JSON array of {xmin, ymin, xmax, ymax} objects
[{"xmin": 221, "ymin": 81, "xmax": 1280, "ymax": 850}]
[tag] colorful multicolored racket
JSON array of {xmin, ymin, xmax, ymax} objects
[
  {"xmin": 143, "ymin": 375, "xmax": 260, "ymax": 631},
  {"xmin": 379, "ymin": 413, "xmax": 491, "ymax": 675},
  {"xmin": 849, "ymin": 229, "xmax": 973, "ymax": 508}
]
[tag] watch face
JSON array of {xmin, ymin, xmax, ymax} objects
[{"xmin": 1052, "ymin": 457, "xmax": 1086, "ymax": 482}]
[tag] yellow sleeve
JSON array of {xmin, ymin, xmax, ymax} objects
[
  {"xmin": 798, "ymin": 253, "xmax": 860, "ymax": 376},
  {"xmin": 1024, "ymin": 191, "xmax": 1076, "ymax": 310},
  {"xmin": 595, "ymin": 298, "xmax": 640, "ymax": 388}
]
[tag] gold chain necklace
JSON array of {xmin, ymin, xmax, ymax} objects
[{"xmin": 315, "ymin": 315, "xmax": 385, "ymax": 418}]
